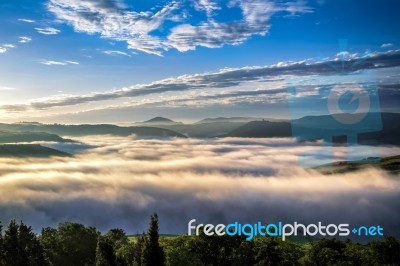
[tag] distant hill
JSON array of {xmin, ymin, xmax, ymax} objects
[
  {"xmin": 0, "ymin": 123, "xmax": 186, "ymax": 138},
  {"xmin": 135, "ymin": 117, "xmax": 182, "ymax": 127},
  {"xmin": 0, "ymin": 131, "xmax": 72, "ymax": 143},
  {"xmin": 225, "ymin": 120, "xmax": 292, "ymax": 138},
  {"xmin": 0, "ymin": 144, "xmax": 70, "ymax": 157}
]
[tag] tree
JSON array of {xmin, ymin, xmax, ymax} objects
[
  {"xmin": 40, "ymin": 222, "xmax": 99, "ymax": 266},
  {"xmin": 0, "ymin": 222, "xmax": 4, "ymax": 266},
  {"xmin": 96, "ymin": 229, "xmax": 134, "ymax": 266},
  {"xmin": 132, "ymin": 234, "xmax": 146, "ymax": 266},
  {"xmin": 2, "ymin": 220, "xmax": 48, "ymax": 266},
  {"xmin": 303, "ymin": 238, "xmax": 346, "ymax": 266},
  {"xmin": 370, "ymin": 236, "xmax": 400, "ymax": 265},
  {"xmin": 142, "ymin": 214, "xmax": 165, "ymax": 266},
  {"xmin": 96, "ymin": 236, "xmax": 117, "ymax": 266}
]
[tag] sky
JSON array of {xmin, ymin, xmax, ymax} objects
[{"xmin": 0, "ymin": 0, "xmax": 399, "ymax": 123}]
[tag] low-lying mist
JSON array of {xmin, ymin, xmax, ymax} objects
[{"xmin": 0, "ymin": 136, "xmax": 399, "ymax": 239}]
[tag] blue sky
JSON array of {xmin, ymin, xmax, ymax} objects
[{"xmin": 0, "ymin": 0, "xmax": 399, "ymax": 123}]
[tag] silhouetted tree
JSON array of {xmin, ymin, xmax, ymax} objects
[{"xmin": 142, "ymin": 214, "xmax": 165, "ymax": 266}]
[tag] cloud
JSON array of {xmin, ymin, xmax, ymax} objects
[
  {"xmin": 47, "ymin": 0, "xmax": 179, "ymax": 56},
  {"xmin": 35, "ymin": 27, "xmax": 61, "ymax": 35},
  {"xmin": 103, "ymin": 50, "xmax": 132, "ymax": 57},
  {"xmin": 18, "ymin": 18, "xmax": 36, "ymax": 23},
  {"xmin": 47, "ymin": 0, "xmax": 312, "ymax": 55},
  {"xmin": 19, "ymin": 36, "xmax": 32, "ymax": 43},
  {"xmin": 194, "ymin": 0, "xmax": 221, "ymax": 17},
  {"xmin": 0, "ymin": 137, "xmax": 399, "ymax": 237},
  {"xmin": 381, "ymin": 43, "xmax": 393, "ymax": 48},
  {"xmin": 40, "ymin": 60, "xmax": 80, "ymax": 66},
  {"xmin": 0, "ymin": 44, "xmax": 16, "ymax": 54},
  {"xmin": 169, "ymin": 0, "xmax": 312, "ymax": 52}
]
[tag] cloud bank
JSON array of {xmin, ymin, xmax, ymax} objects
[
  {"xmin": 2, "ymin": 49, "xmax": 400, "ymax": 114},
  {"xmin": 0, "ymin": 136, "xmax": 399, "ymax": 238}
]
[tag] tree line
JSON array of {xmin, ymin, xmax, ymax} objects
[{"xmin": 0, "ymin": 214, "xmax": 399, "ymax": 266}]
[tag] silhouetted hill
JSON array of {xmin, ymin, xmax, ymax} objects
[
  {"xmin": 0, "ymin": 131, "xmax": 72, "ymax": 143},
  {"xmin": 0, "ymin": 144, "xmax": 70, "ymax": 157},
  {"xmin": 225, "ymin": 120, "xmax": 292, "ymax": 138},
  {"xmin": 143, "ymin": 117, "xmax": 177, "ymax": 124}
]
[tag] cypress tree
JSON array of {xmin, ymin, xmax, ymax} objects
[{"xmin": 142, "ymin": 214, "xmax": 165, "ymax": 266}]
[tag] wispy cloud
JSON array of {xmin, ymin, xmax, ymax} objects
[
  {"xmin": 0, "ymin": 44, "xmax": 16, "ymax": 54},
  {"xmin": 18, "ymin": 18, "xmax": 36, "ymax": 23},
  {"xmin": 103, "ymin": 50, "xmax": 132, "ymax": 57},
  {"xmin": 3, "ymin": 44, "xmax": 15, "ymax": 48},
  {"xmin": 35, "ymin": 27, "xmax": 61, "ymax": 35},
  {"xmin": 40, "ymin": 60, "xmax": 80, "ymax": 66},
  {"xmin": 47, "ymin": 0, "xmax": 312, "ymax": 55},
  {"xmin": 381, "ymin": 43, "xmax": 393, "ymax": 48},
  {"xmin": 19, "ymin": 36, "xmax": 32, "ymax": 43}
]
